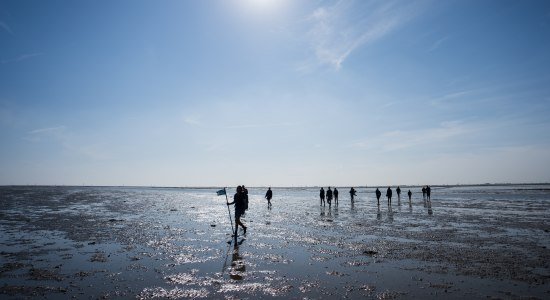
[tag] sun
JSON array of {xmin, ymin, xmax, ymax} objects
[
  {"xmin": 240, "ymin": 0, "xmax": 287, "ymax": 14},
  {"xmin": 245, "ymin": 0, "xmax": 279, "ymax": 10}
]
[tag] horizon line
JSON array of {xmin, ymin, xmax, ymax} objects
[{"xmin": 1, "ymin": 182, "xmax": 549, "ymax": 189}]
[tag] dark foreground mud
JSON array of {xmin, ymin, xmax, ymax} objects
[{"xmin": 1, "ymin": 185, "xmax": 549, "ymax": 299}]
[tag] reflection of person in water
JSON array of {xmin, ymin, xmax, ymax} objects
[
  {"xmin": 386, "ymin": 187, "xmax": 392, "ymax": 206},
  {"xmin": 320, "ymin": 187, "xmax": 325, "ymax": 206},
  {"xmin": 396, "ymin": 186, "xmax": 401, "ymax": 203},
  {"xmin": 387, "ymin": 205, "xmax": 394, "ymax": 222},
  {"xmin": 375, "ymin": 188, "xmax": 381, "ymax": 206},
  {"xmin": 230, "ymin": 239, "xmax": 246, "ymax": 280},
  {"xmin": 265, "ymin": 187, "xmax": 272, "ymax": 208}
]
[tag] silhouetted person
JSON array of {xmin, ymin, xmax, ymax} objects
[
  {"xmin": 349, "ymin": 187, "xmax": 356, "ymax": 202},
  {"xmin": 333, "ymin": 188, "xmax": 339, "ymax": 206},
  {"xmin": 426, "ymin": 185, "xmax": 431, "ymax": 201},
  {"xmin": 375, "ymin": 188, "xmax": 381, "ymax": 206},
  {"xmin": 422, "ymin": 186, "xmax": 426, "ymax": 200},
  {"xmin": 227, "ymin": 186, "xmax": 247, "ymax": 236},
  {"xmin": 386, "ymin": 187, "xmax": 392, "ymax": 206},
  {"xmin": 396, "ymin": 186, "xmax": 401, "ymax": 203},
  {"xmin": 326, "ymin": 187, "xmax": 333, "ymax": 207},
  {"xmin": 407, "ymin": 189, "xmax": 412, "ymax": 202},
  {"xmin": 320, "ymin": 187, "xmax": 325, "ymax": 206},
  {"xmin": 265, "ymin": 187, "xmax": 272, "ymax": 208}
]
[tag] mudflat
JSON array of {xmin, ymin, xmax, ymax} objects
[{"xmin": 1, "ymin": 185, "xmax": 549, "ymax": 299}]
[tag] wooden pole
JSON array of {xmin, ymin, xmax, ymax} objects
[{"xmin": 224, "ymin": 188, "xmax": 235, "ymax": 236}]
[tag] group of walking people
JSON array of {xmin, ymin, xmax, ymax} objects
[
  {"xmin": 319, "ymin": 187, "xmax": 358, "ymax": 207},
  {"xmin": 373, "ymin": 185, "xmax": 431, "ymax": 206},
  {"xmin": 317, "ymin": 185, "xmax": 432, "ymax": 207},
  {"xmin": 227, "ymin": 185, "xmax": 433, "ymax": 237}
]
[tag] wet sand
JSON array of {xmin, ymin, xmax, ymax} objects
[{"xmin": 1, "ymin": 185, "xmax": 549, "ymax": 299}]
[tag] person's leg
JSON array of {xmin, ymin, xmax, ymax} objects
[{"xmin": 236, "ymin": 216, "xmax": 246, "ymax": 232}]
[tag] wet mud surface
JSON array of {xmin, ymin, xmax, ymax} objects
[{"xmin": 1, "ymin": 185, "xmax": 549, "ymax": 299}]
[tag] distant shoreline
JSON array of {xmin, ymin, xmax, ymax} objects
[{"xmin": 1, "ymin": 183, "xmax": 549, "ymax": 189}]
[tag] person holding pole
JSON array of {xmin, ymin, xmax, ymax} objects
[
  {"xmin": 227, "ymin": 186, "xmax": 247, "ymax": 237},
  {"xmin": 217, "ymin": 187, "xmax": 234, "ymax": 236}
]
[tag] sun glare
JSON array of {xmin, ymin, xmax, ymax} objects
[
  {"xmin": 239, "ymin": 0, "xmax": 288, "ymax": 15},
  {"xmin": 245, "ymin": 0, "xmax": 279, "ymax": 10}
]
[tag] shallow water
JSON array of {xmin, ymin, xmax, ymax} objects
[{"xmin": 1, "ymin": 185, "xmax": 549, "ymax": 299}]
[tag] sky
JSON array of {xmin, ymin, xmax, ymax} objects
[{"xmin": 1, "ymin": 0, "xmax": 550, "ymax": 187}]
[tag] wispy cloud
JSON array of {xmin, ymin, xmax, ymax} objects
[
  {"xmin": 352, "ymin": 121, "xmax": 473, "ymax": 151},
  {"xmin": 25, "ymin": 125, "xmax": 110, "ymax": 160},
  {"xmin": 226, "ymin": 122, "xmax": 294, "ymax": 129},
  {"xmin": 304, "ymin": 0, "xmax": 427, "ymax": 70},
  {"xmin": 429, "ymin": 76, "xmax": 550, "ymax": 108},
  {"xmin": 1, "ymin": 52, "xmax": 43, "ymax": 64},
  {"xmin": 26, "ymin": 126, "xmax": 67, "ymax": 142},
  {"xmin": 429, "ymin": 88, "xmax": 479, "ymax": 106},
  {"xmin": 0, "ymin": 21, "xmax": 14, "ymax": 35},
  {"xmin": 183, "ymin": 115, "xmax": 202, "ymax": 126},
  {"xmin": 28, "ymin": 126, "xmax": 66, "ymax": 135},
  {"xmin": 428, "ymin": 35, "xmax": 449, "ymax": 52}
]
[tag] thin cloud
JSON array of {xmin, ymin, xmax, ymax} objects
[
  {"xmin": 429, "ymin": 88, "xmax": 478, "ymax": 106},
  {"xmin": 183, "ymin": 115, "xmax": 202, "ymax": 126},
  {"xmin": 430, "ymin": 77, "xmax": 550, "ymax": 107},
  {"xmin": 0, "ymin": 21, "xmax": 13, "ymax": 35},
  {"xmin": 26, "ymin": 125, "xmax": 110, "ymax": 160},
  {"xmin": 226, "ymin": 122, "xmax": 294, "ymax": 129},
  {"xmin": 25, "ymin": 126, "xmax": 66, "ymax": 143},
  {"xmin": 1, "ymin": 52, "xmax": 43, "ymax": 64},
  {"xmin": 352, "ymin": 121, "xmax": 473, "ymax": 151},
  {"xmin": 428, "ymin": 36, "xmax": 449, "ymax": 52},
  {"xmin": 29, "ymin": 126, "xmax": 66, "ymax": 135},
  {"xmin": 305, "ymin": 0, "xmax": 427, "ymax": 69}
]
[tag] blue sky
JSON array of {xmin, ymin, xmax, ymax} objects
[{"xmin": 1, "ymin": 0, "xmax": 550, "ymax": 186}]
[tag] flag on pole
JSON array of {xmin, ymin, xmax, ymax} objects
[{"xmin": 216, "ymin": 189, "xmax": 226, "ymax": 196}]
